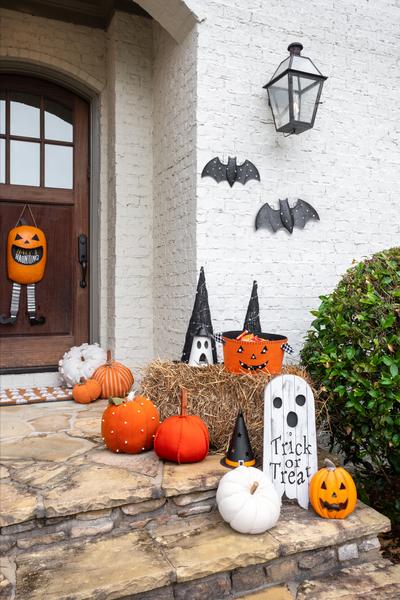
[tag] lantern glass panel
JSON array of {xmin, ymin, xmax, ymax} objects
[
  {"xmin": 271, "ymin": 57, "xmax": 290, "ymax": 80},
  {"xmin": 292, "ymin": 75, "xmax": 321, "ymax": 123},
  {"xmin": 291, "ymin": 56, "xmax": 322, "ymax": 76},
  {"xmin": 268, "ymin": 75, "xmax": 290, "ymax": 129}
]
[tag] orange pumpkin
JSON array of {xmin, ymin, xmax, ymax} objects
[
  {"xmin": 101, "ymin": 395, "xmax": 159, "ymax": 454},
  {"xmin": 92, "ymin": 351, "xmax": 134, "ymax": 398},
  {"xmin": 154, "ymin": 390, "xmax": 209, "ymax": 464},
  {"xmin": 222, "ymin": 331, "xmax": 287, "ymax": 375},
  {"xmin": 309, "ymin": 459, "xmax": 357, "ymax": 519},
  {"xmin": 7, "ymin": 224, "xmax": 47, "ymax": 284},
  {"xmin": 72, "ymin": 377, "xmax": 101, "ymax": 404}
]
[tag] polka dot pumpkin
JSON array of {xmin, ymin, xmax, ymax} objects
[{"xmin": 101, "ymin": 394, "xmax": 159, "ymax": 454}]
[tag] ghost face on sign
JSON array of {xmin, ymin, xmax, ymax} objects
[{"xmin": 263, "ymin": 374, "xmax": 318, "ymax": 510}]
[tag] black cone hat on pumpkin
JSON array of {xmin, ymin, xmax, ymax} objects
[
  {"xmin": 243, "ymin": 280, "xmax": 262, "ymax": 336},
  {"xmin": 181, "ymin": 266, "xmax": 217, "ymax": 364},
  {"xmin": 221, "ymin": 407, "xmax": 261, "ymax": 468}
]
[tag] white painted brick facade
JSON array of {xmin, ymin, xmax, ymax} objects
[{"xmin": 1, "ymin": 0, "xmax": 400, "ymax": 386}]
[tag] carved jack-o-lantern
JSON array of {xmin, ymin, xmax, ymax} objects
[
  {"xmin": 222, "ymin": 331, "xmax": 288, "ymax": 375},
  {"xmin": 7, "ymin": 224, "xmax": 47, "ymax": 285},
  {"xmin": 309, "ymin": 459, "xmax": 357, "ymax": 519}
]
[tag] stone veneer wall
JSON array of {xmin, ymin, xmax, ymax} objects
[{"xmin": 0, "ymin": 492, "xmax": 385, "ymax": 599}]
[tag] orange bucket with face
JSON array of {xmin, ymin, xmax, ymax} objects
[{"xmin": 222, "ymin": 331, "xmax": 288, "ymax": 375}]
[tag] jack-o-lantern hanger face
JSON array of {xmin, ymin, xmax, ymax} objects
[
  {"xmin": 237, "ymin": 344, "xmax": 268, "ymax": 372},
  {"xmin": 7, "ymin": 225, "xmax": 47, "ymax": 285},
  {"xmin": 12, "ymin": 231, "xmax": 44, "ymax": 266}
]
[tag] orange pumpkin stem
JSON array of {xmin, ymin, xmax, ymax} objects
[
  {"xmin": 106, "ymin": 350, "xmax": 112, "ymax": 366},
  {"xmin": 325, "ymin": 459, "xmax": 337, "ymax": 471},
  {"xmin": 250, "ymin": 482, "xmax": 259, "ymax": 495},
  {"xmin": 79, "ymin": 377, "xmax": 87, "ymax": 385},
  {"xmin": 180, "ymin": 389, "xmax": 188, "ymax": 416}
]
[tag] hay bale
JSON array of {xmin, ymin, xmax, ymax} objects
[{"xmin": 137, "ymin": 360, "xmax": 324, "ymax": 461}]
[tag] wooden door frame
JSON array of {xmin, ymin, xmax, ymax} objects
[{"xmin": 0, "ymin": 61, "xmax": 100, "ymax": 361}]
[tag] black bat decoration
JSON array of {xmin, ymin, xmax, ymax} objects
[
  {"xmin": 201, "ymin": 157, "xmax": 260, "ymax": 187},
  {"xmin": 255, "ymin": 199, "xmax": 319, "ymax": 234}
]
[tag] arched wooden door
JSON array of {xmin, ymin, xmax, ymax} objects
[{"xmin": 0, "ymin": 75, "xmax": 90, "ymax": 373}]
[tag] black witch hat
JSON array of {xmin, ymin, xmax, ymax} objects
[
  {"xmin": 243, "ymin": 280, "xmax": 262, "ymax": 336},
  {"xmin": 221, "ymin": 407, "xmax": 261, "ymax": 468},
  {"xmin": 181, "ymin": 267, "xmax": 217, "ymax": 364}
]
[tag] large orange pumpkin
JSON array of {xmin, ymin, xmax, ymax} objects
[
  {"xmin": 7, "ymin": 224, "xmax": 47, "ymax": 284},
  {"xmin": 101, "ymin": 395, "xmax": 159, "ymax": 454},
  {"xmin": 92, "ymin": 351, "xmax": 134, "ymax": 398},
  {"xmin": 154, "ymin": 390, "xmax": 209, "ymax": 464},
  {"xmin": 222, "ymin": 331, "xmax": 287, "ymax": 375},
  {"xmin": 309, "ymin": 459, "xmax": 357, "ymax": 519}
]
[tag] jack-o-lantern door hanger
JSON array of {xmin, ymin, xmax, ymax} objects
[{"xmin": 1, "ymin": 205, "xmax": 47, "ymax": 326}]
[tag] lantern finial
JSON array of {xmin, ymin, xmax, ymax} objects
[{"xmin": 287, "ymin": 42, "xmax": 303, "ymax": 55}]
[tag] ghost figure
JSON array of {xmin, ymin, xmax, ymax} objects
[
  {"xmin": 189, "ymin": 325, "xmax": 214, "ymax": 367},
  {"xmin": 263, "ymin": 374, "xmax": 318, "ymax": 509}
]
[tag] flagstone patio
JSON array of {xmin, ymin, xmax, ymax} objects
[{"xmin": 0, "ymin": 398, "xmax": 399, "ymax": 600}]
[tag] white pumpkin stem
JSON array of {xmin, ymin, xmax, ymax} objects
[
  {"xmin": 250, "ymin": 482, "xmax": 259, "ymax": 495},
  {"xmin": 180, "ymin": 389, "xmax": 187, "ymax": 416},
  {"xmin": 325, "ymin": 458, "xmax": 337, "ymax": 471}
]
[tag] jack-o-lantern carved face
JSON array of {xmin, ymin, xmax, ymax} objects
[
  {"xmin": 7, "ymin": 225, "xmax": 47, "ymax": 284},
  {"xmin": 309, "ymin": 459, "xmax": 357, "ymax": 519},
  {"xmin": 236, "ymin": 343, "xmax": 268, "ymax": 372}
]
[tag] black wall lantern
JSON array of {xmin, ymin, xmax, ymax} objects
[{"xmin": 264, "ymin": 42, "xmax": 327, "ymax": 135}]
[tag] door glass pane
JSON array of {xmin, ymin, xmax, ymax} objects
[
  {"xmin": 0, "ymin": 92, "xmax": 5, "ymax": 135},
  {"xmin": 0, "ymin": 139, "xmax": 5, "ymax": 183},
  {"xmin": 10, "ymin": 92, "xmax": 40, "ymax": 138},
  {"xmin": 45, "ymin": 144, "xmax": 73, "ymax": 189},
  {"xmin": 10, "ymin": 140, "xmax": 40, "ymax": 186},
  {"xmin": 45, "ymin": 99, "xmax": 73, "ymax": 142}
]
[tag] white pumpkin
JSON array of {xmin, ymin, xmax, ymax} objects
[
  {"xmin": 58, "ymin": 343, "xmax": 107, "ymax": 388},
  {"xmin": 216, "ymin": 466, "xmax": 280, "ymax": 534}
]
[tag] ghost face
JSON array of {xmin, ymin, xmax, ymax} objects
[{"xmin": 189, "ymin": 335, "xmax": 214, "ymax": 367}]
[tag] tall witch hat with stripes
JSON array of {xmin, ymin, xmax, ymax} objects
[{"xmin": 220, "ymin": 407, "xmax": 261, "ymax": 469}]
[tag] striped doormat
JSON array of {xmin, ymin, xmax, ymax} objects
[{"xmin": 0, "ymin": 386, "xmax": 73, "ymax": 406}]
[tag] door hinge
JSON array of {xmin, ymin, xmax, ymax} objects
[{"xmin": 87, "ymin": 165, "xmax": 91, "ymax": 179}]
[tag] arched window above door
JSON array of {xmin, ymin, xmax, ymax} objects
[{"xmin": 0, "ymin": 76, "xmax": 75, "ymax": 189}]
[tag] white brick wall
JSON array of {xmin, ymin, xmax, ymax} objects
[
  {"xmin": 190, "ymin": 0, "xmax": 400, "ymax": 361},
  {"xmin": 152, "ymin": 21, "xmax": 198, "ymax": 361}
]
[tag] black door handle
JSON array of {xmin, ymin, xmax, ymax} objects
[{"xmin": 78, "ymin": 234, "xmax": 87, "ymax": 288}]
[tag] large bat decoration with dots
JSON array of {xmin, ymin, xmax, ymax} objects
[
  {"xmin": 255, "ymin": 198, "xmax": 319, "ymax": 234},
  {"xmin": 202, "ymin": 157, "xmax": 260, "ymax": 187}
]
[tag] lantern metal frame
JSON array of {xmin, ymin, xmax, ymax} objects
[{"xmin": 264, "ymin": 42, "xmax": 328, "ymax": 135}]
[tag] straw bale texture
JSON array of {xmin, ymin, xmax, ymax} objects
[{"xmin": 137, "ymin": 360, "xmax": 324, "ymax": 461}]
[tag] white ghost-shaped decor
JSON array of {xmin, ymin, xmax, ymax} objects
[
  {"xmin": 189, "ymin": 325, "xmax": 214, "ymax": 367},
  {"xmin": 263, "ymin": 374, "xmax": 318, "ymax": 509}
]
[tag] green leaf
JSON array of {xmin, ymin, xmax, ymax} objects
[{"xmin": 390, "ymin": 363, "xmax": 398, "ymax": 378}]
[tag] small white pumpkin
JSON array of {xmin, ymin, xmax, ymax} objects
[
  {"xmin": 216, "ymin": 466, "xmax": 280, "ymax": 534},
  {"xmin": 58, "ymin": 343, "xmax": 107, "ymax": 388}
]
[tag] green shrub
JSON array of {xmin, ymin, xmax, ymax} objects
[{"xmin": 301, "ymin": 248, "xmax": 400, "ymax": 519}]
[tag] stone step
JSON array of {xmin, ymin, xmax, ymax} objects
[
  {"xmin": 0, "ymin": 498, "xmax": 391, "ymax": 599},
  {"xmin": 235, "ymin": 560, "xmax": 400, "ymax": 599}
]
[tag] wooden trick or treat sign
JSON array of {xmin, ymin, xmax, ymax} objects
[{"xmin": 263, "ymin": 374, "xmax": 318, "ymax": 509}]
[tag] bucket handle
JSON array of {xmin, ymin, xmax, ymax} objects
[{"xmin": 213, "ymin": 333, "xmax": 294, "ymax": 355}]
